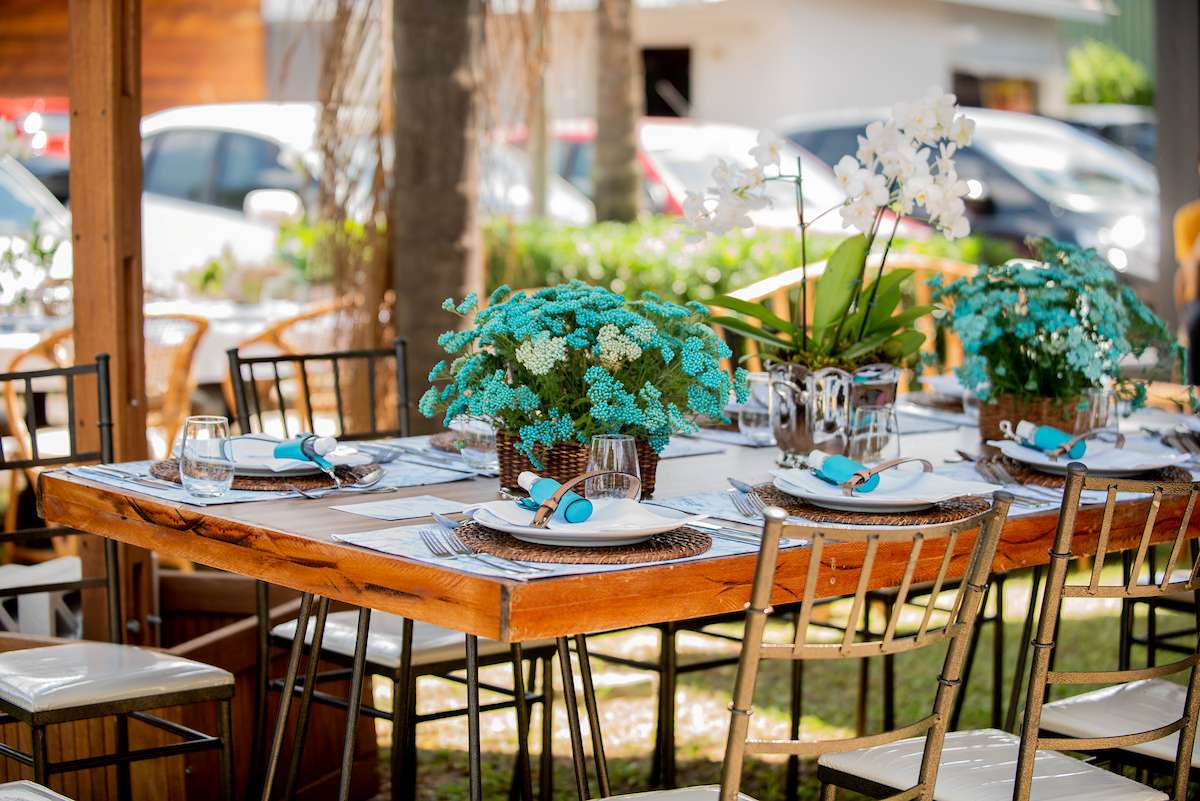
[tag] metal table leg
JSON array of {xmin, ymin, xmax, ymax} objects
[
  {"xmin": 557, "ymin": 637, "xmax": 589, "ymax": 799},
  {"xmin": 261, "ymin": 592, "xmax": 314, "ymax": 801},
  {"xmin": 284, "ymin": 595, "xmax": 331, "ymax": 800},
  {"xmin": 511, "ymin": 643, "xmax": 535, "ymax": 801},
  {"xmin": 249, "ymin": 579, "xmax": 270, "ymax": 797},
  {"xmin": 573, "ymin": 635, "xmax": 609, "ymax": 797},
  {"xmin": 466, "ymin": 634, "xmax": 483, "ymax": 801},
  {"xmin": 338, "ymin": 607, "xmax": 372, "ymax": 801}
]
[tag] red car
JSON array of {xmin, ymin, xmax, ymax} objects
[{"xmin": 0, "ymin": 97, "xmax": 70, "ymax": 158}]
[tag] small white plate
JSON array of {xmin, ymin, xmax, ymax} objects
[
  {"xmin": 771, "ymin": 467, "xmax": 997, "ymax": 513},
  {"xmin": 470, "ymin": 500, "xmax": 697, "ymax": 547},
  {"xmin": 989, "ymin": 439, "xmax": 1190, "ymax": 478}
]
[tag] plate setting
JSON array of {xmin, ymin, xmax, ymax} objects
[
  {"xmin": 469, "ymin": 499, "xmax": 699, "ymax": 547},
  {"xmin": 223, "ymin": 435, "xmax": 374, "ymax": 477},
  {"xmin": 988, "ymin": 439, "xmax": 1190, "ymax": 478},
  {"xmin": 771, "ymin": 466, "xmax": 997, "ymax": 513}
]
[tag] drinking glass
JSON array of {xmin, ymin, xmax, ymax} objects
[
  {"xmin": 453, "ymin": 416, "xmax": 499, "ymax": 471},
  {"xmin": 1076, "ymin": 387, "xmax": 1118, "ymax": 434},
  {"xmin": 180, "ymin": 416, "xmax": 235, "ymax": 498},
  {"xmin": 738, "ymin": 372, "xmax": 774, "ymax": 445},
  {"xmin": 961, "ymin": 389, "xmax": 982, "ymax": 422},
  {"xmin": 846, "ymin": 405, "xmax": 901, "ymax": 464},
  {"xmin": 584, "ymin": 434, "xmax": 640, "ymax": 500}
]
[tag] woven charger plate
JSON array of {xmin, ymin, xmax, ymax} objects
[
  {"xmin": 753, "ymin": 483, "xmax": 990, "ymax": 526},
  {"xmin": 994, "ymin": 457, "xmax": 1192, "ymax": 489},
  {"xmin": 455, "ymin": 521, "xmax": 712, "ymax": 565},
  {"xmin": 429, "ymin": 431, "xmax": 462, "ymax": 453},
  {"xmin": 149, "ymin": 460, "xmax": 381, "ymax": 491}
]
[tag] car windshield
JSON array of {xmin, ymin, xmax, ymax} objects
[
  {"xmin": 642, "ymin": 124, "xmax": 845, "ymax": 214},
  {"xmin": 979, "ymin": 124, "xmax": 1156, "ymax": 211},
  {"xmin": 0, "ymin": 156, "xmax": 64, "ymax": 235}
]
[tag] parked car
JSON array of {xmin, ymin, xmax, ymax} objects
[
  {"xmin": 526, "ymin": 117, "xmax": 926, "ymax": 237},
  {"xmin": 141, "ymin": 102, "xmax": 593, "ymax": 296},
  {"xmin": 1057, "ymin": 103, "xmax": 1156, "ymax": 165},
  {"xmin": 0, "ymin": 155, "xmax": 72, "ymax": 307},
  {"xmin": 781, "ymin": 107, "xmax": 1160, "ymax": 285}
]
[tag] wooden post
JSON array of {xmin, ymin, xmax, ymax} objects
[{"xmin": 68, "ymin": 0, "xmax": 153, "ymax": 645}]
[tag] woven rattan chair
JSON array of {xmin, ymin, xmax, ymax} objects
[
  {"xmin": 821, "ymin": 463, "xmax": 1200, "ymax": 801},
  {"xmin": 0, "ymin": 354, "xmax": 235, "ymax": 800},
  {"xmin": 228, "ymin": 344, "xmax": 555, "ymax": 801},
  {"xmin": 570, "ymin": 495, "xmax": 1011, "ymax": 801}
]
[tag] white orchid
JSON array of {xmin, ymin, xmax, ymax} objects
[{"xmin": 749, "ymin": 130, "xmax": 786, "ymax": 169}]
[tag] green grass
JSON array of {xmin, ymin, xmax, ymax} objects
[{"xmin": 368, "ymin": 569, "xmax": 1189, "ymax": 800}]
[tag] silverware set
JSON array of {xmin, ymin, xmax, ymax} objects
[
  {"xmin": 418, "ymin": 525, "xmax": 550, "ymax": 576},
  {"xmin": 959, "ymin": 452, "xmax": 1061, "ymax": 506}
]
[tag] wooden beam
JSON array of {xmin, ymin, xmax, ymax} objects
[{"xmin": 68, "ymin": 0, "xmax": 154, "ymax": 646}]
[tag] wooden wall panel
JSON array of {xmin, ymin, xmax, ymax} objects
[{"xmin": 0, "ymin": 0, "xmax": 265, "ymax": 113}]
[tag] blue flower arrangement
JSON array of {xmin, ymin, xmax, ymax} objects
[
  {"xmin": 420, "ymin": 282, "xmax": 749, "ymax": 467},
  {"xmin": 929, "ymin": 238, "xmax": 1176, "ymax": 407}
]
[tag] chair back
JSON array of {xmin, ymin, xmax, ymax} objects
[
  {"xmin": 143, "ymin": 313, "xmax": 208, "ymax": 450},
  {"xmin": 226, "ymin": 339, "xmax": 410, "ymax": 440},
  {"xmin": 0, "ymin": 353, "xmax": 122, "ymax": 643},
  {"xmin": 717, "ymin": 495, "xmax": 1012, "ymax": 801},
  {"xmin": 1014, "ymin": 464, "xmax": 1200, "ymax": 801}
]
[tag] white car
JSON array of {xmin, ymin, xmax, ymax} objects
[{"xmin": 141, "ymin": 102, "xmax": 594, "ymax": 296}]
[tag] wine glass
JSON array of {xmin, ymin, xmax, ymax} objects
[
  {"xmin": 584, "ymin": 434, "xmax": 640, "ymax": 500},
  {"xmin": 453, "ymin": 416, "xmax": 498, "ymax": 471},
  {"xmin": 180, "ymin": 416, "xmax": 235, "ymax": 498},
  {"xmin": 846, "ymin": 405, "xmax": 901, "ymax": 464},
  {"xmin": 738, "ymin": 372, "xmax": 774, "ymax": 445}
]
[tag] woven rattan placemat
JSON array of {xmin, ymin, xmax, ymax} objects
[
  {"xmin": 149, "ymin": 460, "xmax": 380, "ymax": 491},
  {"xmin": 752, "ymin": 483, "xmax": 991, "ymax": 526},
  {"xmin": 994, "ymin": 457, "xmax": 1192, "ymax": 489},
  {"xmin": 429, "ymin": 431, "xmax": 461, "ymax": 453},
  {"xmin": 455, "ymin": 521, "xmax": 712, "ymax": 565}
]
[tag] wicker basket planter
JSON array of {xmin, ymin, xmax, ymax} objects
[
  {"xmin": 978, "ymin": 393, "xmax": 1083, "ymax": 441},
  {"xmin": 496, "ymin": 430, "xmax": 660, "ymax": 497}
]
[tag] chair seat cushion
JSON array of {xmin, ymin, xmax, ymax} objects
[
  {"xmin": 0, "ymin": 781, "xmax": 72, "ymax": 801},
  {"xmin": 818, "ymin": 728, "xmax": 1166, "ymax": 801},
  {"xmin": 272, "ymin": 611, "xmax": 551, "ymax": 670},
  {"xmin": 604, "ymin": 785, "xmax": 756, "ymax": 800},
  {"xmin": 1040, "ymin": 678, "xmax": 1195, "ymax": 767},
  {"xmin": 0, "ymin": 643, "xmax": 233, "ymax": 713}
]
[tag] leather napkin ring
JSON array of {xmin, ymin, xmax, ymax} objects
[
  {"xmin": 841, "ymin": 457, "xmax": 934, "ymax": 496},
  {"xmin": 530, "ymin": 470, "xmax": 642, "ymax": 528},
  {"xmin": 1047, "ymin": 428, "xmax": 1126, "ymax": 460}
]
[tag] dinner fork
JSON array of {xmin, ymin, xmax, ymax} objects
[
  {"xmin": 431, "ymin": 513, "xmax": 553, "ymax": 573},
  {"xmin": 726, "ymin": 477, "xmax": 767, "ymax": 516},
  {"xmin": 419, "ymin": 528, "xmax": 539, "ymax": 576}
]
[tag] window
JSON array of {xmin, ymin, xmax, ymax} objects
[
  {"xmin": 214, "ymin": 133, "xmax": 302, "ymax": 211},
  {"xmin": 143, "ymin": 129, "xmax": 219, "ymax": 203}
]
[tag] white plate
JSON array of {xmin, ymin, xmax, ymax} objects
[
  {"xmin": 989, "ymin": 439, "xmax": 1191, "ymax": 477},
  {"xmin": 771, "ymin": 467, "xmax": 997, "ymax": 513},
  {"xmin": 470, "ymin": 499, "xmax": 697, "ymax": 547},
  {"xmin": 919, "ymin": 373, "xmax": 965, "ymax": 400},
  {"xmin": 225, "ymin": 437, "xmax": 374, "ymax": 477}
]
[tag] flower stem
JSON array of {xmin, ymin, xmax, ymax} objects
[
  {"xmin": 794, "ymin": 156, "xmax": 808, "ymax": 354},
  {"xmin": 857, "ymin": 212, "xmax": 902, "ymax": 340}
]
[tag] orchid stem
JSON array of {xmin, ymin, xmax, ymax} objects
[
  {"xmin": 857, "ymin": 212, "xmax": 902, "ymax": 340},
  {"xmin": 795, "ymin": 156, "xmax": 807, "ymax": 353}
]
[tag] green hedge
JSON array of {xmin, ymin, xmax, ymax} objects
[{"xmin": 483, "ymin": 216, "xmax": 1016, "ymax": 302}]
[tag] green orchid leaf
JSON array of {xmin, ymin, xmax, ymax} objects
[
  {"xmin": 708, "ymin": 316, "xmax": 793, "ymax": 351},
  {"xmin": 880, "ymin": 330, "xmax": 926, "ymax": 361},
  {"xmin": 811, "ymin": 234, "xmax": 867, "ymax": 351},
  {"xmin": 864, "ymin": 269, "xmax": 913, "ymax": 331},
  {"xmin": 867, "ymin": 304, "xmax": 935, "ymax": 336},
  {"xmin": 708, "ymin": 295, "xmax": 795, "ymax": 336},
  {"xmin": 840, "ymin": 330, "xmax": 895, "ymax": 361}
]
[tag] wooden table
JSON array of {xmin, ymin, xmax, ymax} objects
[{"xmin": 36, "ymin": 427, "xmax": 1200, "ymax": 801}]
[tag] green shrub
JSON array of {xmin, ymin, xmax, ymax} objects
[
  {"xmin": 1066, "ymin": 40, "xmax": 1154, "ymax": 106},
  {"xmin": 483, "ymin": 216, "xmax": 1015, "ymax": 303}
]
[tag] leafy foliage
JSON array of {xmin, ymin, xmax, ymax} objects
[{"xmin": 1066, "ymin": 40, "xmax": 1154, "ymax": 106}]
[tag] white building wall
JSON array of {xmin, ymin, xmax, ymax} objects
[{"xmin": 539, "ymin": 0, "xmax": 1069, "ymax": 130}]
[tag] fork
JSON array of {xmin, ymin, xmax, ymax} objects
[
  {"xmin": 286, "ymin": 483, "xmax": 393, "ymax": 500},
  {"xmin": 76, "ymin": 466, "xmax": 178, "ymax": 491},
  {"xmin": 419, "ymin": 528, "xmax": 540, "ymax": 576},
  {"xmin": 973, "ymin": 460, "xmax": 1056, "ymax": 505},
  {"xmin": 431, "ymin": 513, "xmax": 552, "ymax": 573},
  {"xmin": 726, "ymin": 477, "xmax": 767, "ymax": 517}
]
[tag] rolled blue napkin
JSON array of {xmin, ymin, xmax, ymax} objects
[
  {"xmin": 517, "ymin": 471, "xmax": 593, "ymax": 523},
  {"xmin": 1014, "ymin": 421, "xmax": 1085, "ymax": 459},
  {"xmin": 809, "ymin": 450, "xmax": 879, "ymax": 493},
  {"xmin": 274, "ymin": 434, "xmax": 338, "ymax": 470}
]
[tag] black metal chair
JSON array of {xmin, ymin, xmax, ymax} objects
[
  {"xmin": 227, "ymin": 344, "xmax": 555, "ymax": 801},
  {"xmin": 0, "ymin": 353, "xmax": 235, "ymax": 800}
]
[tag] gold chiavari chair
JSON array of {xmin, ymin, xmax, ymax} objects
[
  {"xmin": 578, "ymin": 494, "xmax": 1011, "ymax": 800},
  {"xmin": 822, "ymin": 463, "xmax": 1199, "ymax": 801}
]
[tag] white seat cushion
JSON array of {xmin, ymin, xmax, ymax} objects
[
  {"xmin": 0, "ymin": 782, "xmax": 72, "ymax": 801},
  {"xmin": 0, "ymin": 643, "xmax": 233, "ymax": 713},
  {"xmin": 1041, "ymin": 679, "xmax": 1196, "ymax": 767},
  {"xmin": 818, "ymin": 728, "xmax": 1166, "ymax": 801},
  {"xmin": 272, "ymin": 611, "xmax": 551, "ymax": 670},
  {"xmin": 604, "ymin": 786, "xmax": 756, "ymax": 800}
]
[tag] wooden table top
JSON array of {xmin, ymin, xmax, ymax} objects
[{"xmin": 39, "ymin": 428, "xmax": 1197, "ymax": 643}]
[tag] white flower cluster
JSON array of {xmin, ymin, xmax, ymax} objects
[
  {"xmin": 597, "ymin": 323, "xmax": 643, "ymax": 367},
  {"xmin": 515, "ymin": 336, "xmax": 567, "ymax": 375},
  {"xmin": 681, "ymin": 130, "xmax": 785, "ymax": 238},
  {"xmin": 836, "ymin": 87, "xmax": 975, "ymax": 239},
  {"xmin": 0, "ymin": 119, "xmax": 28, "ymax": 159}
]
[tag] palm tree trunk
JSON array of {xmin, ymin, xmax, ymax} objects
[
  {"xmin": 594, "ymin": 0, "xmax": 641, "ymax": 222},
  {"xmin": 392, "ymin": 0, "xmax": 486, "ymax": 433}
]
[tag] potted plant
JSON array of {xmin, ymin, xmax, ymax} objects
[
  {"xmin": 419, "ymin": 282, "xmax": 748, "ymax": 494},
  {"xmin": 683, "ymin": 88, "xmax": 975, "ymax": 459},
  {"xmin": 930, "ymin": 238, "xmax": 1176, "ymax": 440}
]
